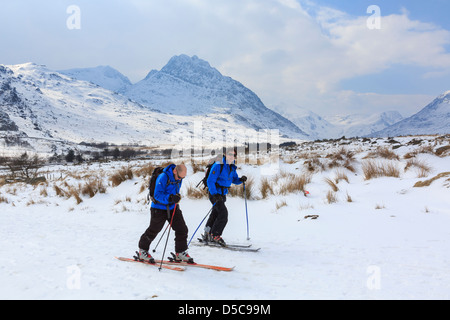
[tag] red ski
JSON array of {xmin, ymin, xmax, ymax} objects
[
  {"xmin": 155, "ymin": 259, "xmax": 234, "ymax": 272},
  {"xmin": 115, "ymin": 257, "xmax": 185, "ymax": 271}
]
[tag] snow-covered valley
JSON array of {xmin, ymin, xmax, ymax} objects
[{"xmin": 1, "ymin": 135, "xmax": 449, "ymax": 300}]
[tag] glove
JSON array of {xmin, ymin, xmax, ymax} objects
[
  {"xmin": 240, "ymin": 176, "xmax": 247, "ymax": 182},
  {"xmin": 211, "ymin": 194, "xmax": 224, "ymax": 204},
  {"xmin": 169, "ymin": 193, "xmax": 181, "ymax": 204}
]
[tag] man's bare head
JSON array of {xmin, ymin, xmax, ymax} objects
[{"xmin": 174, "ymin": 163, "xmax": 187, "ymax": 180}]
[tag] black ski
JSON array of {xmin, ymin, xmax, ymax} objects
[{"xmin": 195, "ymin": 238, "xmax": 260, "ymax": 252}]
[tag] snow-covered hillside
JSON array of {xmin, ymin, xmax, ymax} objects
[
  {"xmin": 0, "ymin": 62, "xmax": 173, "ymax": 144},
  {"xmin": 370, "ymin": 91, "xmax": 450, "ymax": 137},
  {"xmin": 274, "ymin": 104, "xmax": 405, "ymax": 139},
  {"xmin": 1, "ymin": 135, "xmax": 449, "ymax": 299},
  {"xmin": 1, "ymin": 62, "xmax": 305, "ymax": 157},
  {"xmin": 53, "ymin": 55, "xmax": 309, "ymax": 140},
  {"xmin": 325, "ymin": 111, "xmax": 404, "ymax": 138},
  {"xmin": 59, "ymin": 65, "xmax": 132, "ymax": 93},
  {"xmin": 122, "ymin": 55, "xmax": 308, "ymax": 139}
]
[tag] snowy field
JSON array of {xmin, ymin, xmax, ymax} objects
[{"xmin": 1, "ymin": 136, "xmax": 449, "ymax": 300}]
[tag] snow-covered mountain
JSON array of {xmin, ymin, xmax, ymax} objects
[
  {"xmin": 273, "ymin": 103, "xmax": 404, "ymax": 139},
  {"xmin": 369, "ymin": 91, "xmax": 450, "ymax": 137},
  {"xmin": 325, "ymin": 111, "xmax": 404, "ymax": 138},
  {"xmin": 122, "ymin": 55, "xmax": 307, "ymax": 138},
  {"xmin": 0, "ymin": 60, "xmax": 308, "ymax": 155},
  {"xmin": 0, "ymin": 63, "xmax": 174, "ymax": 146},
  {"xmin": 59, "ymin": 65, "xmax": 132, "ymax": 93},
  {"xmin": 272, "ymin": 106, "xmax": 339, "ymax": 140}
]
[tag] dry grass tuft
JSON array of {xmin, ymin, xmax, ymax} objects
[
  {"xmin": 413, "ymin": 172, "xmax": 450, "ymax": 187},
  {"xmin": 404, "ymin": 159, "xmax": 432, "ymax": 178},
  {"xmin": 326, "ymin": 190, "xmax": 338, "ymax": 204},
  {"xmin": 365, "ymin": 146, "xmax": 399, "ymax": 160},
  {"xmin": 0, "ymin": 194, "xmax": 9, "ymax": 204},
  {"xmin": 260, "ymin": 177, "xmax": 274, "ymax": 199},
  {"xmin": 186, "ymin": 182, "xmax": 209, "ymax": 199},
  {"xmin": 81, "ymin": 178, "xmax": 107, "ymax": 198},
  {"xmin": 435, "ymin": 145, "xmax": 450, "ymax": 157},
  {"xmin": 334, "ymin": 169, "xmax": 349, "ymax": 184},
  {"xmin": 275, "ymin": 199, "xmax": 288, "ymax": 211},
  {"xmin": 276, "ymin": 172, "xmax": 312, "ymax": 196},
  {"xmin": 324, "ymin": 177, "xmax": 339, "ymax": 192},
  {"xmin": 362, "ymin": 160, "xmax": 400, "ymax": 180},
  {"xmin": 228, "ymin": 177, "xmax": 255, "ymax": 199},
  {"xmin": 110, "ymin": 166, "xmax": 134, "ymax": 187}
]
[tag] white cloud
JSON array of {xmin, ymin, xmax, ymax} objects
[
  {"xmin": 206, "ymin": 1, "xmax": 450, "ymax": 116},
  {"xmin": 2, "ymin": 0, "xmax": 449, "ymax": 117}
]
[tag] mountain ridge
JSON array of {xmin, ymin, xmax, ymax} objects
[{"xmin": 369, "ymin": 91, "xmax": 450, "ymax": 137}]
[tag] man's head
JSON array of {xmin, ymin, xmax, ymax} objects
[
  {"xmin": 173, "ymin": 163, "xmax": 187, "ymax": 181},
  {"xmin": 225, "ymin": 148, "xmax": 237, "ymax": 163}
]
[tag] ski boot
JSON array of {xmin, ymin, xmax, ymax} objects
[
  {"xmin": 171, "ymin": 251, "xmax": 194, "ymax": 264},
  {"xmin": 211, "ymin": 235, "xmax": 226, "ymax": 247},
  {"xmin": 201, "ymin": 232, "xmax": 212, "ymax": 243},
  {"xmin": 136, "ymin": 249, "xmax": 155, "ymax": 264}
]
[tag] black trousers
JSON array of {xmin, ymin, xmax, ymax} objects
[
  {"xmin": 138, "ymin": 206, "xmax": 188, "ymax": 253},
  {"xmin": 205, "ymin": 194, "xmax": 228, "ymax": 237}
]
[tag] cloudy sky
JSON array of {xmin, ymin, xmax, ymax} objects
[{"xmin": 1, "ymin": 0, "xmax": 450, "ymax": 118}]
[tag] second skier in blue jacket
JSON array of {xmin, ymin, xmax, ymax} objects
[{"xmin": 204, "ymin": 149, "xmax": 247, "ymax": 246}]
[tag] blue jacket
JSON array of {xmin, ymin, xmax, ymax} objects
[
  {"xmin": 207, "ymin": 156, "xmax": 242, "ymax": 195},
  {"xmin": 151, "ymin": 164, "xmax": 182, "ymax": 210}
]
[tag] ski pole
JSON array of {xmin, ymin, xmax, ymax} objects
[
  {"xmin": 152, "ymin": 222, "xmax": 170, "ymax": 253},
  {"xmin": 187, "ymin": 203, "xmax": 216, "ymax": 247},
  {"xmin": 159, "ymin": 204, "xmax": 177, "ymax": 271},
  {"xmin": 243, "ymin": 182, "xmax": 250, "ymax": 240}
]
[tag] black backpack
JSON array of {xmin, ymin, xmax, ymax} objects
[
  {"xmin": 148, "ymin": 166, "xmax": 178, "ymax": 204},
  {"xmin": 148, "ymin": 167, "xmax": 165, "ymax": 202},
  {"xmin": 196, "ymin": 161, "xmax": 224, "ymax": 190}
]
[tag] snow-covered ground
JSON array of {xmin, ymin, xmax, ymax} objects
[{"xmin": 1, "ymin": 136, "xmax": 449, "ymax": 300}]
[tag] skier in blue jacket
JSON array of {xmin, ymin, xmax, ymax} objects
[
  {"xmin": 138, "ymin": 164, "xmax": 194, "ymax": 263},
  {"xmin": 203, "ymin": 149, "xmax": 247, "ymax": 246}
]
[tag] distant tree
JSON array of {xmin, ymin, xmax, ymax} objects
[
  {"xmin": 75, "ymin": 153, "xmax": 84, "ymax": 163},
  {"xmin": 121, "ymin": 148, "xmax": 136, "ymax": 159},
  {"xmin": 102, "ymin": 148, "xmax": 110, "ymax": 159},
  {"xmin": 65, "ymin": 149, "xmax": 75, "ymax": 163},
  {"xmin": 6, "ymin": 152, "xmax": 45, "ymax": 180},
  {"xmin": 112, "ymin": 147, "xmax": 121, "ymax": 159}
]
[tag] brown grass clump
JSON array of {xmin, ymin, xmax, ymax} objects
[
  {"xmin": 324, "ymin": 177, "xmax": 339, "ymax": 192},
  {"xmin": 54, "ymin": 185, "xmax": 66, "ymax": 197},
  {"xmin": 346, "ymin": 192, "xmax": 353, "ymax": 203},
  {"xmin": 260, "ymin": 177, "xmax": 274, "ymax": 199},
  {"xmin": 228, "ymin": 177, "xmax": 255, "ymax": 199},
  {"xmin": 334, "ymin": 170, "xmax": 349, "ymax": 184},
  {"xmin": 362, "ymin": 160, "xmax": 400, "ymax": 180},
  {"xmin": 413, "ymin": 172, "xmax": 450, "ymax": 187},
  {"xmin": 326, "ymin": 190, "xmax": 338, "ymax": 204},
  {"xmin": 365, "ymin": 146, "xmax": 399, "ymax": 160},
  {"xmin": 278, "ymin": 173, "xmax": 311, "ymax": 196},
  {"xmin": 275, "ymin": 199, "xmax": 288, "ymax": 211},
  {"xmin": 110, "ymin": 167, "xmax": 134, "ymax": 187},
  {"xmin": 304, "ymin": 147, "xmax": 357, "ymax": 173},
  {"xmin": 304, "ymin": 157, "xmax": 325, "ymax": 173},
  {"xmin": 404, "ymin": 145, "xmax": 437, "ymax": 159},
  {"xmin": 81, "ymin": 178, "xmax": 107, "ymax": 198},
  {"xmin": 404, "ymin": 159, "xmax": 432, "ymax": 178},
  {"xmin": 68, "ymin": 188, "xmax": 83, "ymax": 204},
  {"xmin": 190, "ymin": 160, "xmax": 206, "ymax": 174},
  {"xmin": 186, "ymin": 183, "xmax": 208, "ymax": 199},
  {"xmin": 435, "ymin": 145, "xmax": 450, "ymax": 157},
  {"xmin": 134, "ymin": 163, "xmax": 155, "ymax": 178},
  {"xmin": 0, "ymin": 194, "xmax": 9, "ymax": 204}
]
